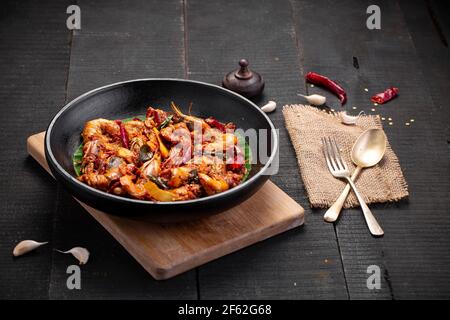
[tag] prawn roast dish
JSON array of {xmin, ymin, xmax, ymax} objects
[
  {"xmin": 45, "ymin": 79, "xmax": 277, "ymax": 220},
  {"xmin": 75, "ymin": 102, "xmax": 249, "ymax": 202}
]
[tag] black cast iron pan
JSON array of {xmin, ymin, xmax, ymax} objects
[{"xmin": 45, "ymin": 79, "xmax": 278, "ymax": 222}]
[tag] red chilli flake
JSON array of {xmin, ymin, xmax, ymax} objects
[
  {"xmin": 146, "ymin": 107, "xmax": 154, "ymax": 119},
  {"xmin": 305, "ymin": 72, "xmax": 347, "ymax": 105},
  {"xmin": 115, "ymin": 120, "xmax": 129, "ymax": 149},
  {"xmin": 205, "ymin": 117, "xmax": 226, "ymax": 132},
  {"xmin": 371, "ymin": 87, "xmax": 399, "ymax": 104},
  {"xmin": 227, "ymin": 145, "xmax": 244, "ymax": 171}
]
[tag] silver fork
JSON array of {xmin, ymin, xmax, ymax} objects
[{"xmin": 322, "ymin": 137, "xmax": 384, "ymax": 236}]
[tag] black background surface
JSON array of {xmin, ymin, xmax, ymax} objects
[{"xmin": 1, "ymin": 0, "xmax": 449, "ymax": 299}]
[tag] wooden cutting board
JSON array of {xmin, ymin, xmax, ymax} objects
[{"xmin": 27, "ymin": 132, "xmax": 304, "ymax": 280}]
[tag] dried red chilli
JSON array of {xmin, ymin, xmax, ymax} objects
[
  {"xmin": 227, "ymin": 145, "xmax": 244, "ymax": 171},
  {"xmin": 146, "ymin": 107, "xmax": 166, "ymax": 126},
  {"xmin": 305, "ymin": 72, "xmax": 347, "ymax": 105},
  {"xmin": 371, "ymin": 87, "xmax": 399, "ymax": 104},
  {"xmin": 115, "ymin": 120, "xmax": 129, "ymax": 149},
  {"xmin": 153, "ymin": 111, "xmax": 161, "ymax": 124},
  {"xmin": 146, "ymin": 108, "xmax": 153, "ymax": 119},
  {"xmin": 205, "ymin": 117, "xmax": 226, "ymax": 132}
]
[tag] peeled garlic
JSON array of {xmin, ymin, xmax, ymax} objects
[
  {"xmin": 340, "ymin": 111, "xmax": 365, "ymax": 125},
  {"xmin": 13, "ymin": 240, "xmax": 48, "ymax": 257},
  {"xmin": 261, "ymin": 101, "xmax": 277, "ymax": 113},
  {"xmin": 298, "ymin": 94, "xmax": 326, "ymax": 106},
  {"xmin": 56, "ymin": 247, "xmax": 90, "ymax": 265}
]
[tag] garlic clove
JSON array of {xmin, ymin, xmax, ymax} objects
[
  {"xmin": 299, "ymin": 94, "xmax": 327, "ymax": 106},
  {"xmin": 341, "ymin": 110, "xmax": 365, "ymax": 125},
  {"xmin": 13, "ymin": 240, "xmax": 48, "ymax": 257},
  {"xmin": 56, "ymin": 247, "xmax": 90, "ymax": 265},
  {"xmin": 261, "ymin": 101, "xmax": 277, "ymax": 113}
]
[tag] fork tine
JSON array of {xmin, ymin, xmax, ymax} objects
[
  {"xmin": 326, "ymin": 137, "xmax": 340, "ymax": 170},
  {"xmin": 331, "ymin": 137, "xmax": 348, "ymax": 170},
  {"xmin": 326, "ymin": 137, "xmax": 338, "ymax": 171},
  {"xmin": 328, "ymin": 137, "xmax": 343, "ymax": 170},
  {"xmin": 321, "ymin": 137, "xmax": 334, "ymax": 172}
]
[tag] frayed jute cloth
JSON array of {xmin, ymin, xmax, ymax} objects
[{"xmin": 283, "ymin": 104, "xmax": 408, "ymax": 208}]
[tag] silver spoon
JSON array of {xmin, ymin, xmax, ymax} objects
[{"xmin": 324, "ymin": 128, "xmax": 387, "ymax": 223}]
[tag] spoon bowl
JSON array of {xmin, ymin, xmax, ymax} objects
[{"xmin": 351, "ymin": 129, "xmax": 387, "ymax": 168}]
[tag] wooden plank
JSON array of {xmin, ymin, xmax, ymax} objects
[
  {"xmin": 0, "ymin": 0, "xmax": 71, "ymax": 299},
  {"xmin": 186, "ymin": 0, "xmax": 348, "ymax": 299},
  {"xmin": 47, "ymin": 0, "xmax": 198, "ymax": 299},
  {"xmin": 427, "ymin": 0, "xmax": 450, "ymax": 48},
  {"xmin": 291, "ymin": 0, "xmax": 450, "ymax": 298},
  {"xmin": 28, "ymin": 131, "xmax": 303, "ymax": 281},
  {"xmin": 398, "ymin": 0, "xmax": 450, "ymax": 139}
]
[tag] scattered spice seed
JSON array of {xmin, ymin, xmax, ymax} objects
[
  {"xmin": 381, "ymin": 117, "xmax": 386, "ymax": 121},
  {"xmin": 352, "ymin": 106, "xmax": 357, "ymax": 110},
  {"xmin": 389, "ymin": 122, "xmax": 393, "ymax": 125},
  {"xmin": 310, "ymin": 84, "xmax": 315, "ymax": 88},
  {"xmin": 405, "ymin": 122, "xmax": 410, "ymax": 126},
  {"xmin": 388, "ymin": 117, "xmax": 392, "ymax": 121},
  {"xmin": 374, "ymin": 103, "xmax": 378, "ymax": 106},
  {"xmin": 371, "ymin": 108, "xmax": 376, "ymax": 112},
  {"xmin": 364, "ymin": 88, "xmax": 369, "ymax": 92},
  {"xmin": 331, "ymin": 108, "xmax": 335, "ymax": 112},
  {"xmin": 410, "ymin": 119, "xmax": 415, "ymax": 122}
]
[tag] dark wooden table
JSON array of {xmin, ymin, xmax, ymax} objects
[{"xmin": 1, "ymin": 0, "xmax": 449, "ymax": 299}]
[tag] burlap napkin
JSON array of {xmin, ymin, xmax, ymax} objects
[{"xmin": 283, "ymin": 104, "xmax": 408, "ymax": 208}]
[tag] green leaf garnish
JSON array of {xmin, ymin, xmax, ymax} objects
[
  {"xmin": 73, "ymin": 143, "xmax": 83, "ymax": 176},
  {"xmin": 158, "ymin": 115, "xmax": 173, "ymax": 130},
  {"xmin": 148, "ymin": 175, "xmax": 168, "ymax": 189},
  {"xmin": 139, "ymin": 144, "xmax": 154, "ymax": 162},
  {"xmin": 235, "ymin": 133, "xmax": 252, "ymax": 182}
]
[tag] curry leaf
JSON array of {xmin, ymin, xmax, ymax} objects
[
  {"xmin": 139, "ymin": 144, "xmax": 154, "ymax": 162},
  {"xmin": 73, "ymin": 143, "xmax": 83, "ymax": 176},
  {"xmin": 235, "ymin": 133, "xmax": 252, "ymax": 182},
  {"xmin": 158, "ymin": 115, "xmax": 173, "ymax": 130}
]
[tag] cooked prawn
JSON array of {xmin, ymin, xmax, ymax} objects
[
  {"xmin": 170, "ymin": 102, "xmax": 210, "ymax": 131},
  {"xmin": 119, "ymin": 175, "xmax": 147, "ymax": 199},
  {"xmin": 123, "ymin": 120, "xmax": 146, "ymax": 140},
  {"xmin": 76, "ymin": 104, "xmax": 247, "ymax": 202},
  {"xmin": 82, "ymin": 118, "xmax": 120, "ymax": 143}
]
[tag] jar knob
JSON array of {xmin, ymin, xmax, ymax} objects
[{"xmin": 235, "ymin": 59, "xmax": 253, "ymax": 80}]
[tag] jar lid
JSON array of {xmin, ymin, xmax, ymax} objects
[{"xmin": 222, "ymin": 59, "xmax": 264, "ymax": 98}]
